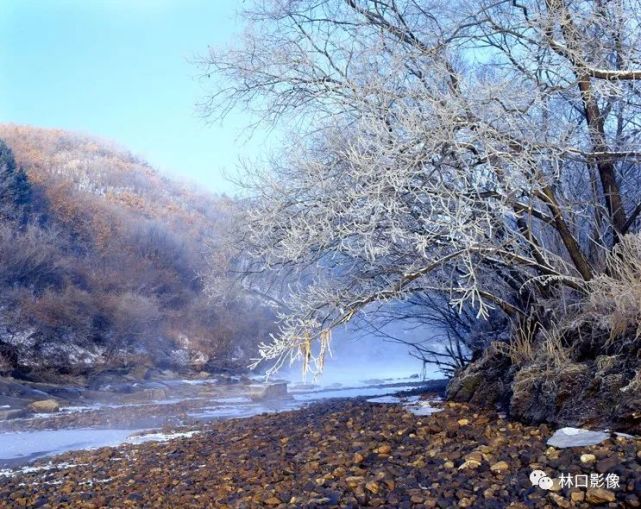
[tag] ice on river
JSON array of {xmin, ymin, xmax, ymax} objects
[
  {"xmin": 0, "ymin": 428, "xmax": 205, "ymax": 473},
  {"xmin": 366, "ymin": 395, "xmax": 402, "ymax": 404},
  {"xmin": 0, "ymin": 372, "xmax": 440, "ymax": 468},
  {"xmin": 366, "ymin": 393, "xmax": 442, "ymax": 416},
  {"xmin": 0, "ymin": 429, "xmax": 135, "ymax": 468},
  {"xmin": 293, "ymin": 384, "xmax": 421, "ymax": 402}
]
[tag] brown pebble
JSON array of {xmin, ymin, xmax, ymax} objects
[
  {"xmin": 377, "ymin": 444, "xmax": 391, "ymax": 454},
  {"xmin": 548, "ymin": 493, "xmax": 570, "ymax": 508},
  {"xmin": 490, "ymin": 461, "xmax": 509, "ymax": 473},
  {"xmin": 570, "ymin": 490, "xmax": 585, "ymax": 503},
  {"xmin": 365, "ymin": 481, "xmax": 379, "ymax": 494},
  {"xmin": 585, "ymin": 488, "xmax": 616, "ymax": 504}
]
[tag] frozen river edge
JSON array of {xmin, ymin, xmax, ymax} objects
[{"xmin": 0, "ymin": 377, "xmax": 447, "ymax": 469}]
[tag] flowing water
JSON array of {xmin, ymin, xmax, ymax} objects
[
  {"xmin": 0, "ymin": 374, "xmax": 435, "ymax": 470},
  {"xmin": 0, "ymin": 334, "xmax": 444, "ymax": 471}
]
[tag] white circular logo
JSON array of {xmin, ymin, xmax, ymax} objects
[
  {"xmin": 530, "ymin": 470, "xmax": 553, "ymax": 490},
  {"xmin": 530, "ymin": 470, "xmax": 547, "ymax": 486},
  {"xmin": 538, "ymin": 476, "xmax": 554, "ymax": 490}
]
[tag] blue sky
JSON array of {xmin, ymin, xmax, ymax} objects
[{"xmin": 0, "ymin": 0, "xmax": 268, "ymax": 194}]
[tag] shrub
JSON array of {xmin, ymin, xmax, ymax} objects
[{"xmin": 578, "ymin": 233, "xmax": 641, "ymax": 346}]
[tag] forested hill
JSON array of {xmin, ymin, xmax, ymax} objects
[{"xmin": 0, "ymin": 124, "xmax": 272, "ymax": 378}]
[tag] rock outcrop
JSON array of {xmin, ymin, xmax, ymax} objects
[
  {"xmin": 447, "ymin": 345, "xmax": 641, "ymax": 433},
  {"xmin": 248, "ymin": 382, "xmax": 289, "ymax": 401},
  {"xmin": 28, "ymin": 399, "xmax": 60, "ymax": 413}
]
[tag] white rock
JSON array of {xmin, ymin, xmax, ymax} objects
[{"xmin": 547, "ymin": 427, "xmax": 610, "ymax": 448}]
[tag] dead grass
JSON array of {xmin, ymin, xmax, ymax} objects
[
  {"xmin": 582, "ymin": 233, "xmax": 641, "ymax": 345},
  {"xmin": 620, "ymin": 369, "xmax": 641, "ymax": 394},
  {"xmin": 497, "ymin": 321, "xmax": 571, "ymax": 369}
]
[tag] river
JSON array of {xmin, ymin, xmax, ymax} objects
[{"xmin": 0, "ymin": 373, "xmax": 441, "ymax": 471}]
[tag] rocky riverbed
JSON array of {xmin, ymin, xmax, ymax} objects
[{"xmin": 1, "ymin": 395, "xmax": 639, "ymax": 508}]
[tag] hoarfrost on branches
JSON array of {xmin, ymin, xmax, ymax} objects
[{"xmin": 201, "ymin": 0, "xmax": 641, "ymax": 374}]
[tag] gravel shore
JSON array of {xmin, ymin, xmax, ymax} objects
[{"xmin": 1, "ymin": 396, "xmax": 639, "ymax": 508}]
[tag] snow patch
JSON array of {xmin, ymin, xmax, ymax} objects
[
  {"xmin": 125, "ymin": 430, "xmax": 200, "ymax": 445},
  {"xmin": 403, "ymin": 400, "xmax": 442, "ymax": 416},
  {"xmin": 0, "ymin": 461, "xmax": 86, "ymax": 478},
  {"xmin": 78, "ymin": 477, "xmax": 115, "ymax": 486}
]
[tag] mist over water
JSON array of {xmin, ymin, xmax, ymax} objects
[{"xmin": 280, "ymin": 324, "xmax": 441, "ymax": 387}]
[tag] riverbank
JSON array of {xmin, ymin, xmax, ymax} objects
[
  {"xmin": 1, "ymin": 395, "xmax": 639, "ymax": 508},
  {"xmin": 0, "ymin": 367, "xmax": 250, "ymax": 420},
  {"xmin": 0, "ymin": 375, "xmax": 438, "ymax": 468}
]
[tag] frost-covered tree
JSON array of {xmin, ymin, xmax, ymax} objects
[
  {"xmin": 200, "ymin": 0, "xmax": 641, "ymax": 374},
  {"xmin": 0, "ymin": 139, "xmax": 32, "ymax": 222}
]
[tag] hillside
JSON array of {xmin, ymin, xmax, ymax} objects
[{"xmin": 0, "ymin": 124, "xmax": 273, "ymax": 379}]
